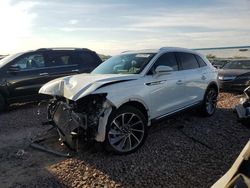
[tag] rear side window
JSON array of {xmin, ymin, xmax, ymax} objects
[
  {"xmin": 45, "ymin": 51, "xmax": 76, "ymax": 67},
  {"xmin": 195, "ymin": 55, "xmax": 207, "ymax": 67},
  {"xmin": 153, "ymin": 52, "xmax": 178, "ymax": 71},
  {"xmin": 177, "ymin": 52, "xmax": 199, "ymax": 70},
  {"xmin": 77, "ymin": 52, "xmax": 101, "ymax": 67}
]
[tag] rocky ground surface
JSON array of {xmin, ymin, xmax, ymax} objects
[{"xmin": 0, "ymin": 92, "xmax": 250, "ymax": 188}]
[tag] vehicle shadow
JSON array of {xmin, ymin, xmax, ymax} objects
[
  {"xmin": 43, "ymin": 106, "xmax": 250, "ymax": 187},
  {"xmin": 1, "ymin": 92, "xmax": 248, "ymax": 187}
]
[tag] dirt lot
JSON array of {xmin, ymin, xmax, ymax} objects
[{"xmin": 0, "ymin": 92, "xmax": 250, "ymax": 188}]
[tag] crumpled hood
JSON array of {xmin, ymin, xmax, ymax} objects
[{"xmin": 39, "ymin": 73, "xmax": 140, "ymax": 101}]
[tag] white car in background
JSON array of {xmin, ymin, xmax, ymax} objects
[{"xmin": 39, "ymin": 47, "xmax": 219, "ymax": 154}]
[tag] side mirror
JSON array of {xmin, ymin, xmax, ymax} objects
[
  {"xmin": 155, "ymin": 65, "xmax": 173, "ymax": 75},
  {"xmin": 8, "ymin": 64, "xmax": 20, "ymax": 73}
]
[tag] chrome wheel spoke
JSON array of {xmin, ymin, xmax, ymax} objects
[
  {"xmin": 131, "ymin": 132, "xmax": 140, "ymax": 144},
  {"xmin": 117, "ymin": 136, "xmax": 128, "ymax": 150},
  {"xmin": 113, "ymin": 120, "xmax": 122, "ymax": 131},
  {"xmin": 128, "ymin": 135, "xmax": 132, "ymax": 150},
  {"xmin": 130, "ymin": 128, "xmax": 144, "ymax": 133},
  {"xmin": 127, "ymin": 114, "xmax": 135, "ymax": 125},
  {"xmin": 108, "ymin": 129, "xmax": 122, "ymax": 136},
  {"xmin": 122, "ymin": 114, "xmax": 125, "ymax": 126},
  {"xmin": 110, "ymin": 135, "xmax": 126, "ymax": 145},
  {"xmin": 130, "ymin": 120, "xmax": 142, "ymax": 128}
]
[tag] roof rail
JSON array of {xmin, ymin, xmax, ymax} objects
[
  {"xmin": 159, "ymin": 47, "xmax": 170, "ymax": 50},
  {"xmin": 121, "ymin": 50, "xmax": 134, "ymax": 53},
  {"xmin": 36, "ymin": 47, "xmax": 91, "ymax": 51}
]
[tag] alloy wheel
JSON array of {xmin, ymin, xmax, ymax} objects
[{"xmin": 108, "ymin": 113, "xmax": 145, "ymax": 153}]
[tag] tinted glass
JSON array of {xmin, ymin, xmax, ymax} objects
[
  {"xmin": 92, "ymin": 53, "xmax": 155, "ymax": 74},
  {"xmin": 0, "ymin": 53, "xmax": 22, "ymax": 68},
  {"xmin": 14, "ymin": 53, "xmax": 45, "ymax": 70},
  {"xmin": 223, "ymin": 60, "xmax": 250, "ymax": 69},
  {"xmin": 78, "ymin": 52, "xmax": 100, "ymax": 67},
  {"xmin": 195, "ymin": 55, "xmax": 207, "ymax": 67},
  {"xmin": 154, "ymin": 52, "xmax": 178, "ymax": 71},
  {"xmin": 177, "ymin": 52, "xmax": 199, "ymax": 70},
  {"xmin": 46, "ymin": 52, "xmax": 76, "ymax": 67}
]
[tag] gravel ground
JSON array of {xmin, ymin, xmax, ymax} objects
[{"xmin": 0, "ymin": 92, "xmax": 250, "ymax": 188}]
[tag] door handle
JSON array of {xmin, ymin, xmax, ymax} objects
[
  {"xmin": 145, "ymin": 80, "xmax": 166, "ymax": 86},
  {"xmin": 201, "ymin": 75, "xmax": 207, "ymax": 80},
  {"xmin": 72, "ymin": 69, "xmax": 79, "ymax": 73},
  {"xmin": 176, "ymin": 80, "xmax": 183, "ymax": 85},
  {"xmin": 39, "ymin": 72, "xmax": 48, "ymax": 76}
]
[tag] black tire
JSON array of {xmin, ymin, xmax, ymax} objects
[
  {"xmin": 0, "ymin": 94, "xmax": 6, "ymax": 112},
  {"xmin": 200, "ymin": 87, "xmax": 218, "ymax": 117},
  {"xmin": 105, "ymin": 105, "xmax": 148, "ymax": 155}
]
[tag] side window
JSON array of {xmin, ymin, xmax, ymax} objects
[
  {"xmin": 14, "ymin": 54, "xmax": 45, "ymax": 70},
  {"xmin": 77, "ymin": 52, "xmax": 100, "ymax": 67},
  {"xmin": 153, "ymin": 52, "xmax": 178, "ymax": 71},
  {"xmin": 177, "ymin": 52, "xmax": 199, "ymax": 70},
  {"xmin": 195, "ymin": 55, "xmax": 207, "ymax": 67},
  {"xmin": 45, "ymin": 52, "xmax": 76, "ymax": 67}
]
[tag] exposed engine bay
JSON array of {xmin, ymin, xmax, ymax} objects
[{"xmin": 45, "ymin": 94, "xmax": 112, "ymax": 150}]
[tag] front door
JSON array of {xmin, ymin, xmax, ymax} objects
[
  {"xmin": 145, "ymin": 52, "xmax": 186, "ymax": 119},
  {"xmin": 6, "ymin": 52, "xmax": 51, "ymax": 98}
]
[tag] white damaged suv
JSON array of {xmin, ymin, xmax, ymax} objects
[{"xmin": 39, "ymin": 47, "xmax": 218, "ymax": 154}]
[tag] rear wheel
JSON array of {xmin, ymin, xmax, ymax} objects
[
  {"xmin": 0, "ymin": 94, "xmax": 6, "ymax": 112},
  {"xmin": 201, "ymin": 87, "xmax": 218, "ymax": 116},
  {"xmin": 105, "ymin": 106, "xmax": 148, "ymax": 154}
]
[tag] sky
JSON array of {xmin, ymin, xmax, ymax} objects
[{"xmin": 0, "ymin": 0, "xmax": 250, "ymax": 55}]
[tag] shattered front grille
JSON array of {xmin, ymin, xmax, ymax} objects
[{"xmin": 53, "ymin": 102, "xmax": 80, "ymax": 135}]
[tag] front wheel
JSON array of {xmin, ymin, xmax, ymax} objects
[
  {"xmin": 201, "ymin": 87, "xmax": 218, "ymax": 116},
  {"xmin": 105, "ymin": 106, "xmax": 148, "ymax": 154}
]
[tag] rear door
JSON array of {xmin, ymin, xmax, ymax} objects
[
  {"xmin": 75, "ymin": 51, "xmax": 102, "ymax": 73},
  {"xmin": 175, "ymin": 52, "xmax": 205, "ymax": 105},
  {"xmin": 43, "ymin": 50, "xmax": 80, "ymax": 81}
]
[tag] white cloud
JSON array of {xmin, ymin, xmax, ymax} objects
[
  {"xmin": 0, "ymin": 0, "xmax": 37, "ymax": 54},
  {"xmin": 59, "ymin": 27, "xmax": 150, "ymax": 32},
  {"xmin": 0, "ymin": 0, "xmax": 249, "ymax": 55},
  {"xmin": 68, "ymin": 19, "xmax": 79, "ymax": 25},
  {"xmin": 125, "ymin": 6, "xmax": 250, "ymax": 31}
]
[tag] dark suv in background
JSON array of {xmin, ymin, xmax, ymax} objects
[{"xmin": 0, "ymin": 48, "xmax": 102, "ymax": 110}]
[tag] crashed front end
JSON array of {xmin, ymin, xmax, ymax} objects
[
  {"xmin": 46, "ymin": 94, "xmax": 112, "ymax": 150},
  {"xmin": 235, "ymin": 85, "xmax": 250, "ymax": 127}
]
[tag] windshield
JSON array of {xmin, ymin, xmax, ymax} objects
[
  {"xmin": 92, "ymin": 53, "xmax": 156, "ymax": 74},
  {"xmin": 223, "ymin": 60, "xmax": 250, "ymax": 70},
  {"xmin": 0, "ymin": 53, "xmax": 22, "ymax": 68}
]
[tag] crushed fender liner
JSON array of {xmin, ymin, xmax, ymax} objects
[{"xmin": 46, "ymin": 94, "xmax": 113, "ymax": 150}]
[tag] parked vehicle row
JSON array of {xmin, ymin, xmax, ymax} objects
[
  {"xmin": 39, "ymin": 47, "xmax": 219, "ymax": 154},
  {"xmin": 218, "ymin": 59, "xmax": 250, "ymax": 92},
  {"xmin": 0, "ymin": 48, "xmax": 102, "ymax": 110}
]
